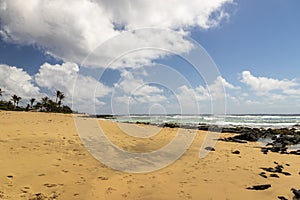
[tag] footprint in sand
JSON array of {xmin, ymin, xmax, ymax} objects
[
  {"xmin": 121, "ymin": 193, "xmax": 128, "ymax": 198},
  {"xmin": 43, "ymin": 183, "xmax": 57, "ymax": 188},
  {"xmin": 20, "ymin": 186, "xmax": 30, "ymax": 194},
  {"xmin": 97, "ymin": 176, "xmax": 109, "ymax": 180},
  {"xmin": 38, "ymin": 173, "xmax": 45, "ymax": 177},
  {"xmin": 106, "ymin": 187, "xmax": 116, "ymax": 194}
]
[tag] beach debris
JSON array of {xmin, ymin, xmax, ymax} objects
[
  {"xmin": 246, "ymin": 184, "xmax": 271, "ymax": 190},
  {"xmin": 232, "ymin": 150, "xmax": 240, "ymax": 154},
  {"xmin": 277, "ymin": 196, "xmax": 288, "ymax": 200},
  {"xmin": 291, "ymin": 188, "xmax": 300, "ymax": 199}
]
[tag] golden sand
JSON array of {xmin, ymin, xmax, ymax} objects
[{"xmin": 0, "ymin": 111, "xmax": 299, "ymax": 199}]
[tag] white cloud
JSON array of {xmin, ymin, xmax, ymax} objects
[
  {"xmin": 0, "ymin": 0, "xmax": 234, "ymax": 68},
  {"xmin": 0, "ymin": 64, "xmax": 40, "ymax": 101},
  {"xmin": 100, "ymin": 0, "xmax": 233, "ymax": 29},
  {"xmin": 86, "ymin": 29, "xmax": 195, "ymax": 69},
  {"xmin": 241, "ymin": 71, "xmax": 298, "ymax": 95},
  {"xmin": 176, "ymin": 76, "xmax": 238, "ymax": 113},
  {"xmin": 113, "ymin": 70, "xmax": 166, "ymax": 105},
  {"xmin": 35, "ymin": 62, "xmax": 111, "ymax": 112}
]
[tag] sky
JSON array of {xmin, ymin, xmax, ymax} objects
[{"xmin": 0, "ymin": 0, "xmax": 300, "ymax": 114}]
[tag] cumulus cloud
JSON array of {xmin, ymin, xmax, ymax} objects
[
  {"xmin": 176, "ymin": 76, "xmax": 238, "ymax": 113},
  {"xmin": 100, "ymin": 0, "xmax": 232, "ymax": 29},
  {"xmin": 0, "ymin": 64, "xmax": 40, "ymax": 101},
  {"xmin": 241, "ymin": 70, "xmax": 298, "ymax": 95},
  {"xmin": 86, "ymin": 29, "xmax": 194, "ymax": 69},
  {"xmin": 0, "ymin": 0, "xmax": 234, "ymax": 68},
  {"xmin": 113, "ymin": 70, "xmax": 166, "ymax": 105},
  {"xmin": 35, "ymin": 62, "xmax": 111, "ymax": 112},
  {"xmin": 178, "ymin": 76, "xmax": 238, "ymax": 101}
]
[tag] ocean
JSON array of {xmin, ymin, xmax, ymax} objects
[{"xmin": 113, "ymin": 114, "xmax": 300, "ymax": 129}]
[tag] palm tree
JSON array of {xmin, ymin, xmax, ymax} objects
[
  {"xmin": 0, "ymin": 88, "xmax": 3, "ymax": 105},
  {"xmin": 58, "ymin": 93, "xmax": 65, "ymax": 106},
  {"xmin": 41, "ymin": 96, "xmax": 49, "ymax": 110},
  {"xmin": 7, "ymin": 101, "xmax": 12, "ymax": 110},
  {"xmin": 11, "ymin": 94, "xmax": 18, "ymax": 108},
  {"xmin": 55, "ymin": 90, "xmax": 61, "ymax": 103},
  {"xmin": 30, "ymin": 98, "xmax": 36, "ymax": 108},
  {"xmin": 16, "ymin": 96, "xmax": 22, "ymax": 107}
]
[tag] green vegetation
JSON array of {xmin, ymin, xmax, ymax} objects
[{"xmin": 0, "ymin": 89, "xmax": 72, "ymax": 114}]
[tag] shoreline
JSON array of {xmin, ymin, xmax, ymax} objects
[{"xmin": 1, "ymin": 111, "xmax": 300, "ymax": 199}]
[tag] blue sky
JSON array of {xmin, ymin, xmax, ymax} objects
[{"xmin": 0, "ymin": 0, "xmax": 299, "ymax": 114}]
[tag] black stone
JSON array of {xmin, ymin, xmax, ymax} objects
[
  {"xmin": 270, "ymin": 174, "xmax": 280, "ymax": 178},
  {"xmin": 204, "ymin": 147, "xmax": 215, "ymax": 151},
  {"xmin": 278, "ymin": 196, "xmax": 288, "ymax": 200},
  {"xmin": 232, "ymin": 150, "xmax": 240, "ymax": 154},
  {"xmin": 259, "ymin": 172, "xmax": 268, "ymax": 178},
  {"xmin": 261, "ymin": 148, "xmax": 269, "ymax": 154},
  {"xmin": 246, "ymin": 184, "xmax": 271, "ymax": 190},
  {"xmin": 291, "ymin": 188, "xmax": 300, "ymax": 198},
  {"xmin": 281, "ymin": 172, "xmax": 291, "ymax": 176}
]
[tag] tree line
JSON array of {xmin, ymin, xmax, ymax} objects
[{"xmin": 0, "ymin": 88, "xmax": 72, "ymax": 113}]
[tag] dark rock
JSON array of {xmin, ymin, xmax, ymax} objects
[
  {"xmin": 221, "ymin": 137, "xmax": 248, "ymax": 144},
  {"xmin": 261, "ymin": 148, "xmax": 269, "ymax": 154},
  {"xmin": 198, "ymin": 124, "xmax": 209, "ymax": 131},
  {"xmin": 261, "ymin": 164, "xmax": 291, "ymax": 176},
  {"xmin": 234, "ymin": 132, "xmax": 259, "ymax": 142},
  {"xmin": 275, "ymin": 164, "xmax": 284, "ymax": 172},
  {"xmin": 259, "ymin": 172, "xmax": 268, "ymax": 178},
  {"xmin": 246, "ymin": 184, "xmax": 271, "ymax": 190},
  {"xmin": 261, "ymin": 167, "xmax": 277, "ymax": 173},
  {"xmin": 289, "ymin": 150, "xmax": 300, "ymax": 155},
  {"xmin": 270, "ymin": 174, "xmax": 280, "ymax": 178},
  {"xmin": 291, "ymin": 188, "xmax": 300, "ymax": 198},
  {"xmin": 271, "ymin": 143, "xmax": 286, "ymax": 152},
  {"xmin": 136, "ymin": 121, "xmax": 150, "ymax": 125},
  {"xmin": 281, "ymin": 172, "xmax": 291, "ymax": 176},
  {"xmin": 232, "ymin": 150, "xmax": 240, "ymax": 154},
  {"xmin": 163, "ymin": 123, "xmax": 180, "ymax": 128},
  {"xmin": 278, "ymin": 196, "xmax": 288, "ymax": 200},
  {"xmin": 204, "ymin": 147, "xmax": 215, "ymax": 151}
]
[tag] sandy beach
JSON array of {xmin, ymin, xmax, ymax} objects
[{"xmin": 0, "ymin": 111, "xmax": 299, "ymax": 200}]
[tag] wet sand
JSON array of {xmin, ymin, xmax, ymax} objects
[{"xmin": 0, "ymin": 111, "xmax": 299, "ymax": 199}]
